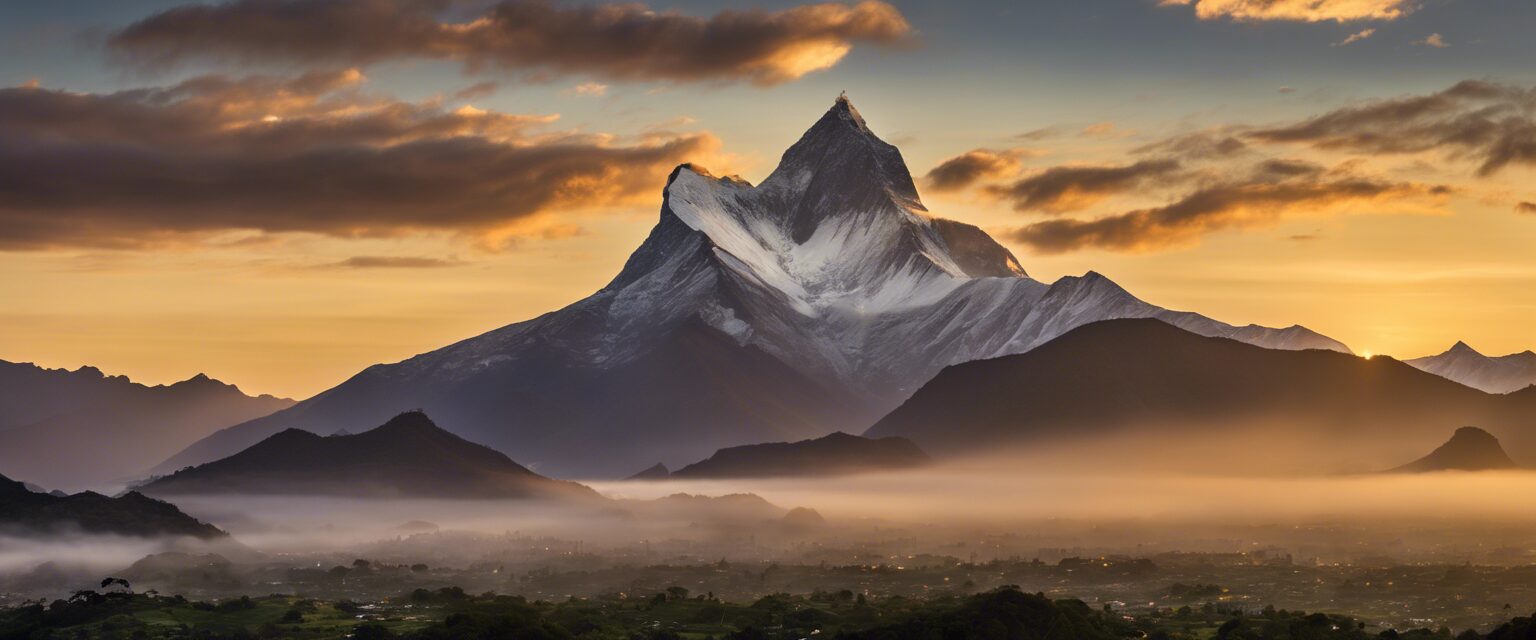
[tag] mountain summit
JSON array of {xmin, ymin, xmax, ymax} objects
[
  {"xmin": 0, "ymin": 361, "xmax": 293, "ymax": 492},
  {"xmin": 866, "ymin": 319, "xmax": 1536, "ymax": 467},
  {"xmin": 139, "ymin": 411, "xmax": 597, "ymax": 499},
  {"xmin": 157, "ymin": 97, "xmax": 1349, "ymax": 478},
  {"xmin": 1406, "ymin": 342, "xmax": 1536, "ymax": 394}
]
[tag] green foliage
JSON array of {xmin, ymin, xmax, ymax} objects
[
  {"xmin": 2, "ymin": 584, "xmax": 1530, "ymax": 640},
  {"xmin": 835, "ymin": 587, "xmax": 1130, "ymax": 640}
]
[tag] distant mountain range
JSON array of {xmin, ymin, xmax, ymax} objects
[
  {"xmin": 634, "ymin": 432, "xmax": 930, "ymax": 480},
  {"xmin": 1389, "ymin": 426, "xmax": 1519, "ymax": 473},
  {"xmin": 0, "ymin": 361, "xmax": 292, "ymax": 492},
  {"xmin": 155, "ymin": 97, "xmax": 1348, "ymax": 479},
  {"xmin": 0, "ymin": 473, "xmax": 224, "ymax": 539},
  {"xmin": 866, "ymin": 318, "xmax": 1536, "ymax": 468},
  {"xmin": 138, "ymin": 411, "xmax": 598, "ymax": 500},
  {"xmin": 1406, "ymin": 342, "xmax": 1536, "ymax": 394}
]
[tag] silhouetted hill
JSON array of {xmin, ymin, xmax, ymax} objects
[
  {"xmin": 1389, "ymin": 427, "xmax": 1519, "ymax": 473},
  {"xmin": 138, "ymin": 412, "xmax": 598, "ymax": 500},
  {"xmin": 781, "ymin": 507, "xmax": 827, "ymax": 530},
  {"xmin": 866, "ymin": 319, "xmax": 1536, "ymax": 465},
  {"xmin": 0, "ymin": 473, "xmax": 224, "ymax": 539},
  {"xmin": 625, "ymin": 463, "xmax": 672, "ymax": 481},
  {"xmin": 669, "ymin": 432, "xmax": 931, "ymax": 479},
  {"xmin": 630, "ymin": 493, "xmax": 786, "ymax": 523},
  {"xmin": 0, "ymin": 361, "xmax": 292, "ymax": 492}
]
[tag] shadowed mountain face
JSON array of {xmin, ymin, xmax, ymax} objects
[
  {"xmin": 157, "ymin": 98, "xmax": 1347, "ymax": 479},
  {"xmin": 138, "ymin": 412, "xmax": 598, "ymax": 500},
  {"xmin": 866, "ymin": 319, "xmax": 1536, "ymax": 467},
  {"xmin": 0, "ymin": 361, "xmax": 293, "ymax": 493},
  {"xmin": 1389, "ymin": 427, "xmax": 1519, "ymax": 473},
  {"xmin": 668, "ymin": 432, "xmax": 931, "ymax": 480},
  {"xmin": 0, "ymin": 473, "xmax": 224, "ymax": 539},
  {"xmin": 1407, "ymin": 342, "xmax": 1536, "ymax": 394}
]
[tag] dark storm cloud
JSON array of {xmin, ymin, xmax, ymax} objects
[
  {"xmin": 1248, "ymin": 80, "xmax": 1536, "ymax": 177},
  {"xmin": 0, "ymin": 73, "xmax": 715, "ymax": 250},
  {"xmin": 1010, "ymin": 171, "xmax": 1438, "ymax": 254},
  {"xmin": 986, "ymin": 159, "xmax": 1183, "ymax": 213},
  {"xmin": 106, "ymin": 0, "xmax": 913, "ymax": 86},
  {"xmin": 921, "ymin": 148, "xmax": 1029, "ymax": 193}
]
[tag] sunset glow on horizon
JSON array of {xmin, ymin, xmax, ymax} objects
[{"xmin": 3, "ymin": 0, "xmax": 1535, "ymax": 398}]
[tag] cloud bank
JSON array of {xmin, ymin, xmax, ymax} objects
[
  {"xmin": 986, "ymin": 160, "xmax": 1183, "ymax": 213},
  {"xmin": 0, "ymin": 71, "xmax": 715, "ymax": 250},
  {"xmin": 1012, "ymin": 167, "xmax": 1438, "ymax": 254},
  {"xmin": 107, "ymin": 0, "xmax": 913, "ymax": 86},
  {"xmin": 1249, "ymin": 80, "xmax": 1536, "ymax": 177}
]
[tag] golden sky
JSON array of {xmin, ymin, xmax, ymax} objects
[{"xmin": 2, "ymin": 0, "xmax": 1535, "ymax": 398}]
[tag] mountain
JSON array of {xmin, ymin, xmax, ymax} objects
[
  {"xmin": 1406, "ymin": 342, "xmax": 1536, "ymax": 394},
  {"xmin": 627, "ymin": 492, "xmax": 787, "ymax": 524},
  {"xmin": 626, "ymin": 463, "xmax": 672, "ymax": 481},
  {"xmin": 666, "ymin": 432, "xmax": 931, "ymax": 479},
  {"xmin": 0, "ymin": 361, "xmax": 293, "ymax": 492},
  {"xmin": 156, "ymin": 97, "xmax": 1348, "ymax": 478},
  {"xmin": 866, "ymin": 319, "xmax": 1536, "ymax": 467},
  {"xmin": 138, "ymin": 411, "xmax": 598, "ymax": 500},
  {"xmin": 1388, "ymin": 427, "xmax": 1519, "ymax": 473},
  {"xmin": 0, "ymin": 473, "xmax": 224, "ymax": 539}
]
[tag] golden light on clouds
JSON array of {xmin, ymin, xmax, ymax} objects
[
  {"xmin": 1159, "ymin": 0, "xmax": 1416, "ymax": 22},
  {"xmin": 107, "ymin": 0, "xmax": 914, "ymax": 86},
  {"xmin": 0, "ymin": 71, "xmax": 721, "ymax": 251}
]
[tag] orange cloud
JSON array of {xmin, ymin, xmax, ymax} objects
[
  {"xmin": 1012, "ymin": 168, "xmax": 1444, "ymax": 254},
  {"xmin": 108, "ymin": 0, "xmax": 913, "ymax": 86},
  {"xmin": 922, "ymin": 148, "xmax": 1034, "ymax": 193},
  {"xmin": 1158, "ymin": 0, "xmax": 1415, "ymax": 22},
  {"xmin": 1416, "ymin": 33, "xmax": 1450, "ymax": 48},
  {"xmin": 0, "ymin": 72, "xmax": 716, "ymax": 251},
  {"xmin": 986, "ymin": 160, "xmax": 1184, "ymax": 214},
  {"xmin": 1248, "ymin": 80, "xmax": 1536, "ymax": 176},
  {"xmin": 323, "ymin": 256, "xmax": 462, "ymax": 269},
  {"xmin": 1335, "ymin": 28, "xmax": 1376, "ymax": 46}
]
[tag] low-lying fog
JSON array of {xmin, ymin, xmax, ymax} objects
[{"xmin": 9, "ymin": 437, "xmax": 1536, "ymax": 601}]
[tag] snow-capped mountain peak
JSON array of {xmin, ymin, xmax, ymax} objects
[
  {"xmin": 1407, "ymin": 341, "xmax": 1536, "ymax": 394},
  {"xmin": 651, "ymin": 97, "xmax": 1026, "ymax": 317},
  {"xmin": 159, "ymin": 97, "xmax": 1354, "ymax": 478},
  {"xmin": 1448, "ymin": 341, "xmax": 1481, "ymax": 356}
]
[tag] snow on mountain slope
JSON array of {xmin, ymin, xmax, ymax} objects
[
  {"xmin": 1407, "ymin": 342, "xmax": 1536, "ymax": 394},
  {"xmin": 156, "ymin": 97, "xmax": 1350, "ymax": 478}
]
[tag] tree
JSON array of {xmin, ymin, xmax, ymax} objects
[
  {"xmin": 353, "ymin": 623, "xmax": 397, "ymax": 640},
  {"xmin": 99, "ymin": 578, "xmax": 131, "ymax": 592}
]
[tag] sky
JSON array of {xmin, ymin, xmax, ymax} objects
[{"xmin": 2, "ymin": 0, "xmax": 1535, "ymax": 398}]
